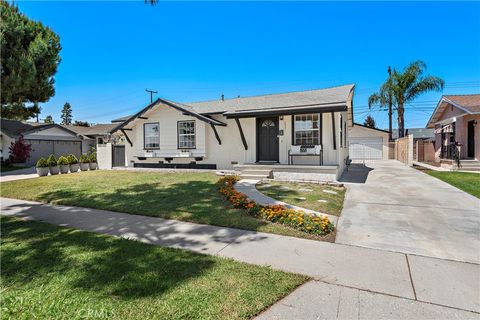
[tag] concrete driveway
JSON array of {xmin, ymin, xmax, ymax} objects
[
  {"xmin": 0, "ymin": 167, "xmax": 37, "ymax": 182},
  {"xmin": 337, "ymin": 160, "xmax": 480, "ymax": 264}
]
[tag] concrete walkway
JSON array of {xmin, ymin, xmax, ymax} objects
[
  {"xmin": 0, "ymin": 166, "xmax": 37, "ymax": 182},
  {"xmin": 337, "ymin": 160, "xmax": 480, "ymax": 264},
  {"xmin": 1, "ymin": 197, "xmax": 478, "ymax": 316},
  {"xmin": 235, "ymin": 179, "xmax": 338, "ymax": 224}
]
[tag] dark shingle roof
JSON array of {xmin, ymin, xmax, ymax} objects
[{"xmin": 1, "ymin": 119, "xmax": 50, "ymax": 137}]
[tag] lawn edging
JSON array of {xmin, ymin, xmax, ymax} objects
[{"xmin": 217, "ymin": 176, "xmax": 334, "ymax": 236}]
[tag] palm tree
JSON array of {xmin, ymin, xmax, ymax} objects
[{"xmin": 369, "ymin": 61, "xmax": 444, "ymax": 138}]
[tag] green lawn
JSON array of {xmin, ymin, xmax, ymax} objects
[
  {"xmin": 1, "ymin": 216, "xmax": 307, "ymax": 320},
  {"xmin": 425, "ymin": 170, "xmax": 480, "ymax": 198},
  {"xmin": 0, "ymin": 170, "xmax": 331, "ymax": 241},
  {"xmin": 1, "ymin": 164, "xmax": 29, "ymax": 172},
  {"xmin": 256, "ymin": 181, "xmax": 346, "ymax": 216}
]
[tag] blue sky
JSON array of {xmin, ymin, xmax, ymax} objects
[{"xmin": 17, "ymin": 1, "xmax": 480, "ymax": 129}]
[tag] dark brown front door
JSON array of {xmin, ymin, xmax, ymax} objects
[
  {"xmin": 467, "ymin": 120, "xmax": 475, "ymax": 158},
  {"xmin": 257, "ymin": 117, "xmax": 279, "ymax": 162}
]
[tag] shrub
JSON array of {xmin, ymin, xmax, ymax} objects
[
  {"xmin": 46, "ymin": 154, "xmax": 57, "ymax": 167},
  {"xmin": 58, "ymin": 156, "xmax": 68, "ymax": 166},
  {"xmin": 89, "ymin": 152, "xmax": 97, "ymax": 163},
  {"xmin": 36, "ymin": 157, "xmax": 49, "ymax": 168},
  {"xmin": 8, "ymin": 135, "xmax": 32, "ymax": 163},
  {"xmin": 79, "ymin": 154, "xmax": 89, "ymax": 163},
  {"xmin": 67, "ymin": 154, "xmax": 78, "ymax": 164},
  {"xmin": 216, "ymin": 176, "xmax": 334, "ymax": 236}
]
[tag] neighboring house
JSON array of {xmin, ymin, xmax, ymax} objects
[
  {"xmin": 426, "ymin": 94, "xmax": 480, "ymax": 163},
  {"xmin": 63, "ymin": 123, "xmax": 123, "ymax": 150},
  {"xmin": 108, "ymin": 84, "xmax": 355, "ymax": 180},
  {"xmin": 348, "ymin": 123, "xmax": 390, "ymax": 160},
  {"xmin": 0, "ymin": 119, "xmax": 84, "ymax": 166},
  {"xmin": 392, "ymin": 128, "xmax": 434, "ymax": 141}
]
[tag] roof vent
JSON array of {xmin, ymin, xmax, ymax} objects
[{"xmin": 221, "ymin": 94, "xmax": 224, "ymax": 101}]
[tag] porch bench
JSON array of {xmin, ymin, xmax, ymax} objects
[{"xmin": 288, "ymin": 145, "xmax": 323, "ymax": 165}]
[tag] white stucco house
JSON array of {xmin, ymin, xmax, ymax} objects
[{"xmin": 104, "ymin": 84, "xmax": 355, "ymax": 181}]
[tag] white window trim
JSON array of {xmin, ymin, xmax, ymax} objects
[
  {"xmin": 293, "ymin": 113, "xmax": 321, "ymax": 146},
  {"xmin": 177, "ymin": 120, "xmax": 196, "ymax": 149},
  {"xmin": 144, "ymin": 122, "xmax": 160, "ymax": 150}
]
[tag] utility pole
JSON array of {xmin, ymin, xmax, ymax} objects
[
  {"xmin": 145, "ymin": 88, "xmax": 158, "ymax": 103},
  {"xmin": 387, "ymin": 66, "xmax": 393, "ymax": 141}
]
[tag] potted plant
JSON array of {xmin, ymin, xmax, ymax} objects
[
  {"xmin": 88, "ymin": 152, "xmax": 97, "ymax": 170},
  {"xmin": 35, "ymin": 158, "xmax": 49, "ymax": 177},
  {"xmin": 58, "ymin": 156, "xmax": 69, "ymax": 174},
  {"xmin": 79, "ymin": 154, "xmax": 89, "ymax": 171},
  {"xmin": 67, "ymin": 154, "xmax": 79, "ymax": 173},
  {"xmin": 47, "ymin": 154, "xmax": 60, "ymax": 175}
]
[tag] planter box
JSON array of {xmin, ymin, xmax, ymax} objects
[
  {"xmin": 79, "ymin": 163, "xmax": 89, "ymax": 171},
  {"xmin": 60, "ymin": 165, "xmax": 70, "ymax": 174},
  {"xmin": 89, "ymin": 162, "xmax": 97, "ymax": 170},
  {"xmin": 49, "ymin": 166, "xmax": 60, "ymax": 175},
  {"xmin": 69, "ymin": 163, "xmax": 80, "ymax": 173},
  {"xmin": 36, "ymin": 167, "xmax": 49, "ymax": 177}
]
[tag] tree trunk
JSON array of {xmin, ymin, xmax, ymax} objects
[{"xmin": 397, "ymin": 103, "xmax": 405, "ymax": 138}]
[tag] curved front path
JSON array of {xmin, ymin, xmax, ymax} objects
[
  {"xmin": 337, "ymin": 160, "xmax": 480, "ymax": 264},
  {"xmin": 234, "ymin": 179, "xmax": 338, "ymax": 225}
]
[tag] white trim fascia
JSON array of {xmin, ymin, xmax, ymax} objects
[{"xmin": 441, "ymin": 97, "xmax": 476, "ymax": 114}]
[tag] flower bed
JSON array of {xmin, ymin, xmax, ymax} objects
[{"xmin": 217, "ymin": 176, "xmax": 334, "ymax": 235}]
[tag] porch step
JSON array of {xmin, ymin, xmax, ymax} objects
[{"xmin": 240, "ymin": 174, "xmax": 271, "ymax": 180}]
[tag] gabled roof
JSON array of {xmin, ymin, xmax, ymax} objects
[
  {"xmin": 110, "ymin": 98, "xmax": 227, "ymax": 133},
  {"xmin": 188, "ymin": 84, "xmax": 355, "ymax": 114},
  {"xmin": 426, "ymin": 94, "xmax": 480, "ymax": 128},
  {"xmin": 1, "ymin": 118, "xmax": 80, "ymax": 138}
]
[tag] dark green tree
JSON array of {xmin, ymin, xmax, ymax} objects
[
  {"xmin": 363, "ymin": 115, "xmax": 376, "ymax": 128},
  {"xmin": 73, "ymin": 120, "xmax": 90, "ymax": 127},
  {"xmin": 61, "ymin": 102, "xmax": 72, "ymax": 125},
  {"xmin": 44, "ymin": 115, "xmax": 54, "ymax": 124},
  {"xmin": 0, "ymin": 2, "xmax": 61, "ymax": 120},
  {"xmin": 369, "ymin": 61, "xmax": 444, "ymax": 138}
]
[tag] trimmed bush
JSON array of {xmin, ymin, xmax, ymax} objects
[
  {"xmin": 67, "ymin": 154, "xmax": 78, "ymax": 164},
  {"xmin": 46, "ymin": 154, "xmax": 57, "ymax": 167},
  {"xmin": 57, "ymin": 156, "xmax": 69, "ymax": 166},
  {"xmin": 79, "ymin": 154, "xmax": 89, "ymax": 163},
  {"xmin": 89, "ymin": 152, "xmax": 97, "ymax": 163},
  {"xmin": 36, "ymin": 158, "xmax": 49, "ymax": 168}
]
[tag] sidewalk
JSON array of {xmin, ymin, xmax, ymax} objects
[{"xmin": 1, "ymin": 197, "xmax": 478, "ymax": 317}]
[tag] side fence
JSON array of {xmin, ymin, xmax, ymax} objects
[{"xmin": 392, "ymin": 135, "xmax": 414, "ymax": 166}]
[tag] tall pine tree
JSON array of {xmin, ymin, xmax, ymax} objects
[
  {"xmin": 0, "ymin": 2, "xmax": 61, "ymax": 120},
  {"xmin": 61, "ymin": 103, "xmax": 72, "ymax": 125}
]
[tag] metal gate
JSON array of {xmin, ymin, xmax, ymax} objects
[
  {"xmin": 349, "ymin": 137, "xmax": 383, "ymax": 161},
  {"xmin": 112, "ymin": 145, "xmax": 125, "ymax": 167}
]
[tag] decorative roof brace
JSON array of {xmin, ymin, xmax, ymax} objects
[
  {"xmin": 235, "ymin": 118, "xmax": 248, "ymax": 150},
  {"xmin": 210, "ymin": 124, "xmax": 222, "ymax": 145}
]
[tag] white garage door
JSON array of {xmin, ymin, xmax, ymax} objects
[{"xmin": 349, "ymin": 137, "xmax": 383, "ymax": 160}]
